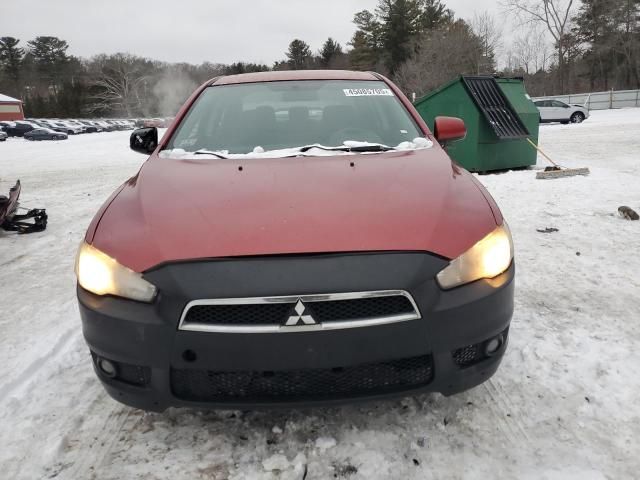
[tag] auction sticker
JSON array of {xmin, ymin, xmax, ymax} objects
[{"xmin": 343, "ymin": 88, "xmax": 394, "ymax": 97}]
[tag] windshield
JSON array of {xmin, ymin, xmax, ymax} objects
[{"xmin": 165, "ymin": 80, "xmax": 423, "ymax": 155}]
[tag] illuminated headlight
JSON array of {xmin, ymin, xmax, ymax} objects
[
  {"xmin": 437, "ymin": 223, "xmax": 513, "ymax": 289},
  {"xmin": 75, "ymin": 242, "xmax": 157, "ymax": 302}
]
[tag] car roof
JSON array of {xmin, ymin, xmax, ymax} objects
[{"xmin": 211, "ymin": 70, "xmax": 379, "ymax": 86}]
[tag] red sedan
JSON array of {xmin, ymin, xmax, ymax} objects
[{"xmin": 76, "ymin": 70, "xmax": 514, "ymax": 411}]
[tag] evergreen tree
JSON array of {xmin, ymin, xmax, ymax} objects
[
  {"xmin": 353, "ymin": 10, "xmax": 384, "ymax": 52},
  {"xmin": 573, "ymin": 0, "xmax": 618, "ymax": 89},
  {"xmin": 0, "ymin": 37, "xmax": 24, "ymax": 96},
  {"xmin": 419, "ymin": 0, "xmax": 454, "ymax": 30},
  {"xmin": 348, "ymin": 31, "xmax": 378, "ymax": 71},
  {"xmin": 574, "ymin": 0, "xmax": 640, "ymax": 90},
  {"xmin": 320, "ymin": 38, "xmax": 343, "ymax": 68},
  {"xmin": 612, "ymin": 0, "xmax": 640, "ymax": 87},
  {"xmin": 286, "ymin": 39, "xmax": 313, "ymax": 70},
  {"xmin": 350, "ymin": 0, "xmax": 454, "ymax": 75},
  {"xmin": 224, "ymin": 62, "xmax": 270, "ymax": 75},
  {"xmin": 27, "ymin": 36, "xmax": 70, "ymax": 95},
  {"xmin": 376, "ymin": 0, "xmax": 424, "ymax": 73}
]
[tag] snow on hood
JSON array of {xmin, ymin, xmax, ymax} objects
[{"xmin": 158, "ymin": 138, "xmax": 433, "ymax": 160}]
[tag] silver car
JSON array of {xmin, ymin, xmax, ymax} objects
[{"xmin": 534, "ymin": 99, "xmax": 589, "ymax": 124}]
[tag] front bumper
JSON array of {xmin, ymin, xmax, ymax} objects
[{"xmin": 79, "ymin": 252, "xmax": 514, "ymax": 411}]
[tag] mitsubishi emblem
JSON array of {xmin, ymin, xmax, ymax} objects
[{"xmin": 285, "ymin": 299, "xmax": 317, "ymax": 326}]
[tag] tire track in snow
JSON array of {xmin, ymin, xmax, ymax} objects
[
  {"xmin": 482, "ymin": 379, "xmax": 531, "ymax": 447},
  {"xmin": 0, "ymin": 325, "xmax": 78, "ymax": 404},
  {"xmin": 0, "ymin": 253, "xmax": 27, "ymax": 268},
  {"xmin": 486, "ymin": 379, "xmax": 531, "ymax": 444}
]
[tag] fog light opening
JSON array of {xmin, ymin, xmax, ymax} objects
[
  {"xmin": 484, "ymin": 334, "xmax": 504, "ymax": 357},
  {"xmin": 97, "ymin": 358, "xmax": 117, "ymax": 378},
  {"xmin": 182, "ymin": 350, "xmax": 197, "ymax": 363}
]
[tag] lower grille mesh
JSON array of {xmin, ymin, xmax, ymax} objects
[
  {"xmin": 171, "ymin": 355, "xmax": 433, "ymax": 402},
  {"xmin": 452, "ymin": 345, "xmax": 481, "ymax": 367}
]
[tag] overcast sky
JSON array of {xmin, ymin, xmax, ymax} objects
[{"xmin": 1, "ymin": 0, "xmax": 505, "ymax": 65}]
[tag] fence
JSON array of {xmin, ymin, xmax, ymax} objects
[{"xmin": 532, "ymin": 89, "xmax": 640, "ymax": 110}]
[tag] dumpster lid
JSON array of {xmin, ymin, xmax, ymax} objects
[{"xmin": 462, "ymin": 76, "xmax": 530, "ymax": 140}]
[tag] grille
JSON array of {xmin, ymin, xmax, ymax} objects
[
  {"xmin": 462, "ymin": 76, "xmax": 529, "ymax": 139},
  {"xmin": 452, "ymin": 344, "xmax": 481, "ymax": 367},
  {"xmin": 171, "ymin": 355, "xmax": 433, "ymax": 402},
  {"xmin": 310, "ymin": 296, "xmax": 414, "ymax": 322},
  {"xmin": 181, "ymin": 292, "xmax": 418, "ymax": 329},
  {"xmin": 186, "ymin": 303, "xmax": 292, "ymax": 326}
]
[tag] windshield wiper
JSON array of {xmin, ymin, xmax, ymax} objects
[
  {"xmin": 298, "ymin": 144, "xmax": 395, "ymax": 153},
  {"xmin": 193, "ymin": 150, "xmax": 228, "ymax": 159}
]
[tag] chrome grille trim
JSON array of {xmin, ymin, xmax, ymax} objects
[{"xmin": 178, "ymin": 290, "xmax": 421, "ymax": 333}]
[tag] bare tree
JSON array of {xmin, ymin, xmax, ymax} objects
[
  {"xmin": 88, "ymin": 53, "xmax": 152, "ymax": 116},
  {"xmin": 512, "ymin": 24, "xmax": 552, "ymax": 73},
  {"xmin": 503, "ymin": 0, "xmax": 577, "ymax": 93},
  {"xmin": 470, "ymin": 11, "xmax": 502, "ymax": 73},
  {"xmin": 395, "ymin": 20, "xmax": 484, "ymax": 98}
]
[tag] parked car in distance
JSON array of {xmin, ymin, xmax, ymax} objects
[
  {"xmin": 0, "ymin": 130, "xmax": 7, "ymax": 141},
  {"xmin": 534, "ymin": 99, "xmax": 589, "ymax": 124},
  {"xmin": 113, "ymin": 120, "xmax": 134, "ymax": 130},
  {"xmin": 63, "ymin": 120, "xmax": 89, "ymax": 133},
  {"xmin": 76, "ymin": 120, "xmax": 101, "ymax": 133},
  {"xmin": 25, "ymin": 119, "xmax": 48, "ymax": 128},
  {"xmin": 76, "ymin": 70, "xmax": 515, "ymax": 412},
  {"xmin": 54, "ymin": 120, "xmax": 83, "ymax": 134},
  {"xmin": 2, "ymin": 121, "xmax": 34, "ymax": 137},
  {"xmin": 0, "ymin": 121, "xmax": 14, "ymax": 132},
  {"xmin": 36, "ymin": 120, "xmax": 66, "ymax": 133},
  {"xmin": 94, "ymin": 120, "xmax": 118, "ymax": 132},
  {"xmin": 143, "ymin": 118, "xmax": 165, "ymax": 128},
  {"xmin": 24, "ymin": 128, "xmax": 68, "ymax": 141}
]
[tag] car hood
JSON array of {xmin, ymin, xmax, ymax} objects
[{"xmin": 91, "ymin": 148, "xmax": 500, "ymax": 272}]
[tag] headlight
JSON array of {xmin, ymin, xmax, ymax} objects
[
  {"xmin": 437, "ymin": 223, "xmax": 513, "ymax": 289},
  {"xmin": 75, "ymin": 242, "xmax": 157, "ymax": 302}
]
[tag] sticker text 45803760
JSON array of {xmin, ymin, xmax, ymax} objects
[{"xmin": 343, "ymin": 88, "xmax": 395, "ymax": 97}]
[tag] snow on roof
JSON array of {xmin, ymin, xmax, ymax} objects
[{"xmin": 0, "ymin": 93, "xmax": 22, "ymax": 103}]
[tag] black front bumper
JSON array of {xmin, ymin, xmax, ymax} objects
[{"xmin": 79, "ymin": 252, "xmax": 514, "ymax": 411}]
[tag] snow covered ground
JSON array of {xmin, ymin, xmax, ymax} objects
[{"xmin": 1, "ymin": 109, "xmax": 639, "ymax": 480}]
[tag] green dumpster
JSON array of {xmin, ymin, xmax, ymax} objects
[{"xmin": 414, "ymin": 76, "xmax": 539, "ymax": 172}]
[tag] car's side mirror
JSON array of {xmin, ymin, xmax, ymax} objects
[
  {"xmin": 434, "ymin": 116, "xmax": 466, "ymax": 145},
  {"xmin": 130, "ymin": 127, "xmax": 158, "ymax": 154}
]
